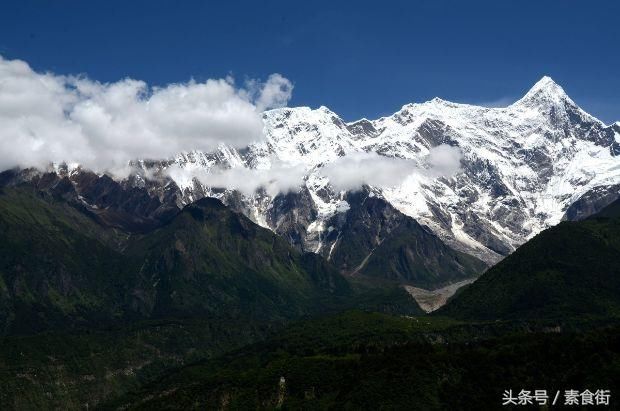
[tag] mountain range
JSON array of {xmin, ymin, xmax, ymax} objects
[
  {"xmin": 134, "ymin": 76, "xmax": 620, "ymax": 265},
  {"xmin": 5, "ymin": 76, "xmax": 618, "ymax": 275}
]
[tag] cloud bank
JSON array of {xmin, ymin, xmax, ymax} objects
[
  {"xmin": 166, "ymin": 160, "xmax": 307, "ymax": 198},
  {"xmin": 320, "ymin": 152, "xmax": 416, "ymax": 192},
  {"xmin": 167, "ymin": 145, "xmax": 462, "ymax": 197},
  {"xmin": 0, "ymin": 55, "xmax": 293, "ymax": 175},
  {"xmin": 320, "ymin": 145, "xmax": 462, "ymax": 191},
  {"xmin": 424, "ymin": 144, "xmax": 463, "ymax": 178}
]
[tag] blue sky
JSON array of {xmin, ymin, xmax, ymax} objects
[{"xmin": 0, "ymin": 0, "xmax": 618, "ymax": 123}]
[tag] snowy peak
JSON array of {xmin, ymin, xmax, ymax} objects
[
  {"xmin": 528, "ymin": 75, "xmax": 563, "ymax": 93},
  {"xmin": 260, "ymin": 105, "xmax": 358, "ymax": 166},
  {"xmin": 513, "ymin": 76, "xmax": 575, "ymax": 108},
  {"xmin": 523, "ymin": 76, "xmax": 567, "ymax": 98}
]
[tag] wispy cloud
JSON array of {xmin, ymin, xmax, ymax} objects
[
  {"xmin": 166, "ymin": 159, "xmax": 307, "ymax": 197},
  {"xmin": 165, "ymin": 145, "xmax": 463, "ymax": 197},
  {"xmin": 320, "ymin": 144, "xmax": 463, "ymax": 191},
  {"xmin": 474, "ymin": 96, "xmax": 517, "ymax": 108}
]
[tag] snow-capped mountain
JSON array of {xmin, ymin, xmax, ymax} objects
[
  {"xmin": 8, "ymin": 76, "xmax": 616, "ymax": 267},
  {"xmin": 133, "ymin": 76, "xmax": 619, "ymax": 264}
]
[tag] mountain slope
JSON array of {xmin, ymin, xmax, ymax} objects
[
  {"xmin": 439, "ymin": 198, "xmax": 620, "ymax": 320},
  {"xmin": 0, "ymin": 185, "xmax": 350, "ymax": 335},
  {"xmin": 0, "ymin": 186, "xmax": 128, "ymax": 334},
  {"xmin": 0, "ymin": 187, "xmax": 422, "ymax": 409},
  {"xmin": 1, "ymin": 169, "xmax": 486, "ymax": 290},
  {"xmin": 326, "ymin": 191, "xmax": 486, "ymax": 288},
  {"xmin": 123, "ymin": 197, "xmax": 350, "ymax": 321},
  {"xmin": 5, "ymin": 77, "xmax": 617, "ymax": 277}
]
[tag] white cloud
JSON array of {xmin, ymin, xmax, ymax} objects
[
  {"xmin": 320, "ymin": 145, "xmax": 463, "ymax": 192},
  {"xmin": 320, "ymin": 152, "xmax": 415, "ymax": 192},
  {"xmin": 166, "ymin": 159, "xmax": 306, "ymax": 197},
  {"xmin": 425, "ymin": 144, "xmax": 463, "ymax": 177},
  {"xmin": 251, "ymin": 74, "xmax": 293, "ymax": 111},
  {"xmin": 0, "ymin": 55, "xmax": 293, "ymax": 176},
  {"xmin": 475, "ymin": 96, "xmax": 516, "ymax": 108},
  {"xmin": 167, "ymin": 145, "xmax": 462, "ymax": 198}
]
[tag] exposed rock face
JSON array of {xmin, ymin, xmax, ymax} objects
[
  {"xmin": 0, "ymin": 168, "xmax": 179, "ymax": 232},
  {"xmin": 266, "ymin": 187, "xmax": 319, "ymax": 251},
  {"xmin": 562, "ymin": 184, "xmax": 620, "ymax": 221}
]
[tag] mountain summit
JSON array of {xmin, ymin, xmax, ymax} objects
[{"xmin": 514, "ymin": 76, "xmax": 574, "ymax": 107}]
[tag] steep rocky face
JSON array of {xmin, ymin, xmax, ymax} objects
[
  {"xmin": 326, "ymin": 190, "xmax": 409, "ymax": 273},
  {"xmin": 265, "ymin": 187, "xmax": 319, "ymax": 251},
  {"xmin": 562, "ymin": 183, "xmax": 620, "ymax": 221}
]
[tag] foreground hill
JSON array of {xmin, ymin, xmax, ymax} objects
[
  {"xmin": 439, "ymin": 198, "xmax": 620, "ymax": 320},
  {"xmin": 3, "ymin": 177, "xmax": 620, "ymax": 409},
  {"xmin": 0, "ymin": 185, "xmax": 351, "ymax": 335}
]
